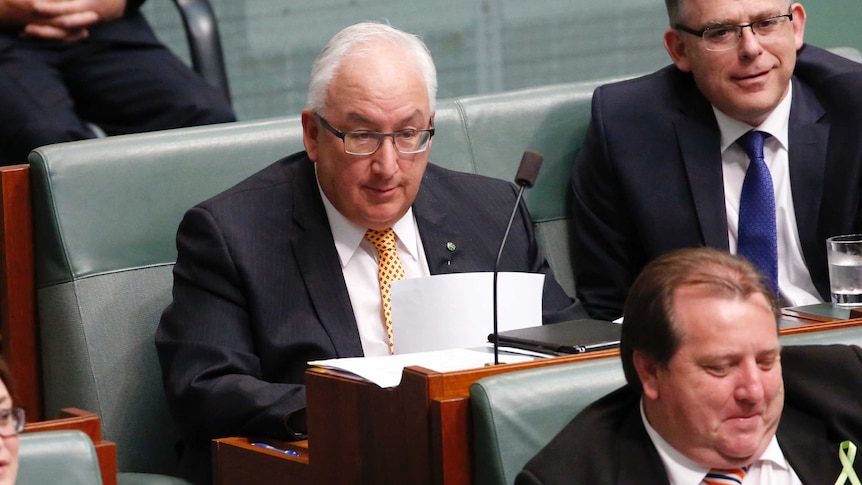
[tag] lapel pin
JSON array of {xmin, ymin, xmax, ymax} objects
[{"xmin": 446, "ymin": 242, "xmax": 456, "ymax": 252}]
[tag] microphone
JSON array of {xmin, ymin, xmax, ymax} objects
[{"xmin": 492, "ymin": 151, "xmax": 543, "ymax": 364}]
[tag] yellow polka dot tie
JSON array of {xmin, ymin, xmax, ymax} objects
[{"xmin": 364, "ymin": 228, "xmax": 405, "ymax": 354}]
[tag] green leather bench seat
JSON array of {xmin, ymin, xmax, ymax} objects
[
  {"xmin": 18, "ymin": 430, "xmax": 103, "ymax": 485},
  {"xmin": 28, "ymin": 76, "xmax": 617, "ymax": 478}
]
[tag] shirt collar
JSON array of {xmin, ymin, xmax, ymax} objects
[
  {"xmin": 315, "ymin": 170, "xmax": 420, "ymax": 267},
  {"xmin": 714, "ymin": 80, "xmax": 793, "ymax": 154}
]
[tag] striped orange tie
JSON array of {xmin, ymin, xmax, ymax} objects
[
  {"xmin": 703, "ymin": 467, "xmax": 747, "ymax": 485},
  {"xmin": 364, "ymin": 228, "xmax": 405, "ymax": 354}
]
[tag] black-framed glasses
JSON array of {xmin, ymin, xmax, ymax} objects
[
  {"xmin": 675, "ymin": 12, "xmax": 793, "ymax": 52},
  {"xmin": 316, "ymin": 114, "xmax": 435, "ymax": 156},
  {"xmin": 0, "ymin": 408, "xmax": 25, "ymax": 437}
]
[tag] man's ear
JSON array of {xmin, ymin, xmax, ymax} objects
[
  {"xmin": 301, "ymin": 109, "xmax": 319, "ymax": 161},
  {"xmin": 633, "ymin": 350, "xmax": 662, "ymax": 400},
  {"xmin": 663, "ymin": 28, "xmax": 692, "ymax": 72},
  {"xmin": 790, "ymin": 2, "xmax": 806, "ymax": 50}
]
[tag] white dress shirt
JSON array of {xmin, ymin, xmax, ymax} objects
[
  {"xmin": 715, "ymin": 82, "xmax": 821, "ymax": 306},
  {"xmin": 317, "ymin": 180, "xmax": 430, "ymax": 357}
]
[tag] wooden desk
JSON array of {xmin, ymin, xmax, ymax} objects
[
  {"xmin": 303, "ymin": 349, "xmax": 617, "ymax": 484},
  {"xmin": 215, "ymin": 315, "xmax": 862, "ymax": 484},
  {"xmin": 213, "ymin": 437, "xmax": 308, "ymax": 485}
]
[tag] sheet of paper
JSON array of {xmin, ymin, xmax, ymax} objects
[
  {"xmin": 390, "ymin": 272, "xmax": 544, "ymax": 354},
  {"xmin": 309, "ymin": 347, "xmax": 537, "ymax": 388}
]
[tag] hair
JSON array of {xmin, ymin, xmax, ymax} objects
[
  {"xmin": 664, "ymin": 0, "xmax": 794, "ymax": 26},
  {"xmin": 620, "ymin": 247, "xmax": 779, "ymax": 389},
  {"xmin": 0, "ymin": 356, "xmax": 16, "ymax": 403},
  {"xmin": 306, "ymin": 21, "xmax": 438, "ymax": 115}
]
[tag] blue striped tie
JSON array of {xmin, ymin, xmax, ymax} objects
[{"xmin": 736, "ymin": 130, "xmax": 778, "ymax": 294}]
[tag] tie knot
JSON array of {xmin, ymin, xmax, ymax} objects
[
  {"xmin": 737, "ymin": 130, "xmax": 768, "ymax": 163},
  {"xmin": 365, "ymin": 228, "xmax": 398, "ymax": 252},
  {"xmin": 704, "ymin": 467, "xmax": 748, "ymax": 485}
]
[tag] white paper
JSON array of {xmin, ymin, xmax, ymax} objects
[
  {"xmin": 309, "ymin": 347, "xmax": 536, "ymax": 388},
  {"xmin": 390, "ymin": 272, "xmax": 544, "ymax": 354}
]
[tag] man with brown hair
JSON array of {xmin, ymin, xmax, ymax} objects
[{"xmin": 519, "ymin": 247, "xmax": 862, "ymax": 484}]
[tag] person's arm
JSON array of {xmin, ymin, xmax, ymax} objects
[
  {"xmin": 155, "ymin": 205, "xmax": 309, "ymax": 443},
  {"xmin": 570, "ymin": 87, "xmax": 643, "ymax": 321}
]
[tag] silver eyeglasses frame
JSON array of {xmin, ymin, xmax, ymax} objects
[
  {"xmin": 675, "ymin": 11, "xmax": 793, "ymax": 52},
  {"xmin": 315, "ymin": 113, "xmax": 435, "ymax": 156}
]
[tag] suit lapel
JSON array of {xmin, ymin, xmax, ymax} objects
[
  {"xmin": 675, "ymin": 84, "xmax": 729, "ymax": 249},
  {"xmin": 413, "ymin": 174, "xmax": 471, "ymax": 275},
  {"xmin": 617, "ymin": 404, "xmax": 672, "ymax": 484},
  {"xmin": 787, "ymin": 78, "xmax": 830, "ymax": 298},
  {"xmin": 290, "ymin": 158, "xmax": 363, "ymax": 357}
]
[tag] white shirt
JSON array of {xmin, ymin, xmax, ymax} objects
[
  {"xmin": 640, "ymin": 401, "xmax": 802, "ymax": 485},
  {"xmin": 317, "ymin": 180, "xmax": 431, "ymax": 357},
  {"xmin": 715, "ymin": 81, "xmax": 821, "ymax": 306}
]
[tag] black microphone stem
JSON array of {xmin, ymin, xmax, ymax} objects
[{"xmin": 493, "ymin": 185, "xmax": 527, "ymax": 365}]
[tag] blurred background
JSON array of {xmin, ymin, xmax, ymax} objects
[{"xmin": 142, "ymin": 0, "xmax": 862, "ymax": 122}]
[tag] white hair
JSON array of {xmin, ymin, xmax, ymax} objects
[{"xmin": 306, "ymin": 21, "xmax": 438, "ymax": 114}]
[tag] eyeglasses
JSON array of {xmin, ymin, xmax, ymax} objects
[
  {"xmin": 316, "ymin": 114, "xmax": 434, "ymax": 156},
  {"xmin": 675, "ymin": 12, "xmax": 793, "ymax": 52},
  {"xmin": 0, "ymin": 408, "xmax": 25, "ymax": 438}
]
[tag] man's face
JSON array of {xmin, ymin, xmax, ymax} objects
[
  {"xmin": 664, "ymin": 0, "xmax": 806, "ymax": 126},
  {"xmin": 636, "ymin": 287, "xmax": 784, "ymax": 468},
  {"xmin": 301, "ymin": 41, "xmax": 433, "ymax": 230}
]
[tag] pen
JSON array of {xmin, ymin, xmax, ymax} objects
[{"xmin": 251, "ymin": 442, "xmax": 301, "ymax": 456}]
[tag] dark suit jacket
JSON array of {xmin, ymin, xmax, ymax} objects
[
  {"xmin": 517, "ymin": 344, "xmax": 862, "ymax": 484},
  {"xmin": 156, "ymin": 152, "xmax": 584, "ymax": 479},
  {"xmin": 572, "ymin": 44, "xmax": 862, "ymax": 321}
]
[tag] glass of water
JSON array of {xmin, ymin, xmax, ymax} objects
[{"xmin": 827, "ymin": 234, "xmax": 862, "ymax": 306}]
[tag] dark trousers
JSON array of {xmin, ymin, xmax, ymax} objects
[{"xmin": 0, "ymin": 36, "xmax": 235, "ymax": 165}]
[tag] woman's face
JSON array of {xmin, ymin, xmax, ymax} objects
[{"xmin": 0, "ymin": 380, "xmax": 19, "ymax": 485}]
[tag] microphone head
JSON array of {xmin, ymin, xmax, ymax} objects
[{"xmin": 514, "ymin": 150, "xmax": 543, "ymax": 188}]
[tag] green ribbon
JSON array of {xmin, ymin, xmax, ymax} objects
[{"xmin": 836, "ymin": 440, "xmax": 861, "ymax": 485}]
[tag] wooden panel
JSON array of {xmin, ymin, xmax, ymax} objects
[
  {"xmin": 213, "ymin": 437, "xmax": 308, "ymax": 485},
  {"xmin": 0, "ymin": 165, "xmax": 39, "ymax": 421}
]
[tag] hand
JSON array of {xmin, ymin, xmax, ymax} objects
[{"xmin": 19, "ymin": 0, "xmax": 127, "ymax": 41}]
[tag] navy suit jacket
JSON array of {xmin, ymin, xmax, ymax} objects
[
  {"xmin": 156, "ymin": 152, "xmax": 584, "ymax": 473},
  {"xmin": 572, "ymin": 45, "xmax": 862, "ymax": 321},
  {"xmin": 517, "ymin": 344, "xmax": 862, "ymax": 484}
]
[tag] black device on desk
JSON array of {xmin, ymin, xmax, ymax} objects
[{"xmin": 489, "ymin": 319, "xmax": 621, "ymax": 355}]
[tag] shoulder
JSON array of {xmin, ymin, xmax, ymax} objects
[
  {"xmin": 421, "ymin": 163, "xmax": 516, "ymax": 199},
  {"xmin": 195, "ymin": 151, "xmax": 310, "ymax": 213},
  {"xmin": 588, "ymin": 65, "xmax": 704, "ymax": 125},
  {"xmin": 782, "ymin": 344, "xmax": 862, "ymax": 373},
  {"xmin": 795, "ymin": 44, "xmax": 862, "ymax": 80},
  {"xmin": 519, "ymin": 385, "xmax": 641, "ymax": 482},
  {"xmin": 794, "ymin": 44, "xmax": 862, "ymax": 110}
]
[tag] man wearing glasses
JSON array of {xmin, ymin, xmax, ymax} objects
[
  {"xmin": 571, "ymin": 0, "xmax": 862, "ymax": 322},
  {"xmin": 156, "ymin": 21, "xmax": 583, "ymax": 484}
]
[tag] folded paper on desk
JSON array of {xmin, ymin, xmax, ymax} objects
[
  {"xmin": 309, "ymin": 348, "xmax": 535, "ymax": 388},
  {"xmin": 490, "ymin": 319, "xmax": 621, "ymax": 355}
]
